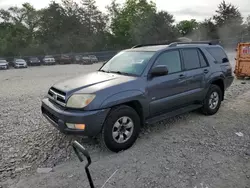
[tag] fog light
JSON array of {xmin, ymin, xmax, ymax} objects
[
  {"xmin": 66, "ymin": 123, "xmax": 85, "ymax": 130},
  {"xmin": 66, "ymin": 123, "xmax": 75, "ymax": 129},
  {"xmin": 75, "ymin": 124, "xmax": 85, "ymax": 130}
]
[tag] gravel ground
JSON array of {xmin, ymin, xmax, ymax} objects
[{"xmin": 1, "ymin": 53, "xmax": 250, "ymax": 188}]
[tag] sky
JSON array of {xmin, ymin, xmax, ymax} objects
[{"xmin": 0, "ymin": 0, "xmax": 249, "ymax": 22}]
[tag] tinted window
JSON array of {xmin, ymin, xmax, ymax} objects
[
  {"xmin": 182, "ymin": 49, "xmax": 200, "ymax": 70},
  {"xmin": 101, "ymin": 51, "xmax": 155, "ymax": 76},
  {"xmin": 154, "ymin": 50, "xmax": 182, "ymax": 74},
  {"xmin": 198, "ymin": 50, "xmax": 208, "ymax": 67},
  {"xmin": 206, "ymin": 47, "xmax": 227, "ymax": 63}
]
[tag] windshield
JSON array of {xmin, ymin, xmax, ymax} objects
[
  {"xmin": 0, "ymin": 60, "xmax": 7, "ymax": 63},
  {"xmin": 16, "ymin": 59, "xmax": 25, "ymax": 62},
  {"xmin": 30, "ymin": 57, "xmax": 38, "ymax": 60},
  {"xmin": 100, "ymin": 51, "xmax": 154, "ymax": 76}
]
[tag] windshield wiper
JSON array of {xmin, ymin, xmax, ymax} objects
[
  {"xmin": 99, "ymin": 70, "xmax": 134, "ymax": 76},
  {"xmin": 98, "ymin": 69, "xmax": 109, "ymax": 73},
  {"xmin": 109, "ymin": 71, "xmax": 130, "ymax": 75}
]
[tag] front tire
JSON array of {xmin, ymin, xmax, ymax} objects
[
  {"xmin": 101, "ymin": 105, "xmax": 141, "ymax": 152},
  {"xmin": 201, "ymin": 85, "xmax": 222, "ymax": 115}
]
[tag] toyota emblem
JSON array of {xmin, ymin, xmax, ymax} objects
[{"xmin": 53, "ymin": 94, "xmax": 57, "ymax": 100}]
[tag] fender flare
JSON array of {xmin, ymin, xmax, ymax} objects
[{"xmin": 100, "ymin": 90, "xmax": 146, "ymax": 109}]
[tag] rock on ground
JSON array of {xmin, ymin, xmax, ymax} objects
[
  {"xmin": 0, "ymin": 53, "xmax": 250, "ymax": 188},
  {"xmin": 36, "ymin": 168, "xmax": 53, "ymax": 174}
]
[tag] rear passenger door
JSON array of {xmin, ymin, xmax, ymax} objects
[{"xmin": 181, "ymin": 48, "xmax": 210, "ymax": 103}]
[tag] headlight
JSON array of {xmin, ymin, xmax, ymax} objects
[{"xmin": 66, "ymin": 94, "xmax": 95, "ymax": 108}]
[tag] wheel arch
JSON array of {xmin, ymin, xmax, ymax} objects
[{"xmin": 210, "ymin": 78, "xmax": 225, "ymax": 101}]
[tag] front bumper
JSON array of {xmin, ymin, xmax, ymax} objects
[
  {"xmin": 44, "ymin": 61, "xmax": 55, "ymax": 65},
  {"xmin": 30, "ymin": 62, "xmax": 41, "ymax": 65},
  {"xmin": 0, "ymin": 65, "xmax": 8, "ymax": 69},
  {"xmin": 41, "ymin": 98, "xmax": 110, "ymax": 136},
  {"xmin": 15, "ymin": 64, "xmax": 27, "ymax": 68}
]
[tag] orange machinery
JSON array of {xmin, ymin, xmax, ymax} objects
[{"xmin": 234, "ymin": 43, "xmax": 250, "ymax": 79}]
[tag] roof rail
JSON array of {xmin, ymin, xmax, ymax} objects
[
  {"xmin": 168, "ymin": 40, "xmax": 220, "ymax": 47},
  {"xmin": 131, "ymin": 41, "xmax": 170, "ymax": 49}
]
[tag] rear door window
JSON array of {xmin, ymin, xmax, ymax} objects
[
  {"xmin": 206, "ymin": 47, "xmax": 227, "ymax": 63},
  {"xmin": 182, "ymin": 49, "xmax": 201, "ymax": 70}
]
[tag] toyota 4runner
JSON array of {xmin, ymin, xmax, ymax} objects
[{"xmin": 41, "ymin": 41, "xmax": 234, "ymax": 152}]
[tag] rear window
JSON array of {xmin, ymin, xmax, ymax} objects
[{"xmin": 206, "ymin": 47, "xmax": 227, "ymax": 63}]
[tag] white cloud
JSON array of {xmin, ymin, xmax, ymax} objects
[{"xmin": 0, "ymin": 0, "xmax": 249, "ymax": 22}]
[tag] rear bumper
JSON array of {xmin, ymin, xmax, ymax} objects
[{"xmin": 41, "ymin": 98, "xmax": 110, "ymax": 136}]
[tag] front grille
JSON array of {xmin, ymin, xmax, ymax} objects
[
  {"xmin": 48, "ymin": 87, "xmax": 66, "ymax": 107},
  {"xmin": 42, "ymin": 107, "xmax": 59, "ymax": 124}
]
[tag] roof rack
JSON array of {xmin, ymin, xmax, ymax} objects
[
  {"xmin": 168, "ymin": 40, "xmax": 220, "ymax": 47},
  {"xmin": 131, "ymin": 40, "xmax": 220, "ymax": 49},
  {"xmin": 131, "ymin": 41, "xmax": 170, "ymax": 49}
]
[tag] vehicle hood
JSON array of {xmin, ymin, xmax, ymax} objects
[
  {"xmin": 0, "ymin": 62, "xmax": 8, "ymax": 66},
  {"xmin": 53, "ymin": 71, "xmax": 138, "ymax": 94},
  {"xmin": 15, "ymin": 61, "xmax": 26, "ymax": 64}
]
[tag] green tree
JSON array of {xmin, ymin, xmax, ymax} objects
[
  {"xmin": 131, "ymin": 10, "xmax": 177, "ymax": 44},
  {"xmin": 108, "ymin": 0, "xmax": 177, "ymax": 48},
  {"xmin": 176, "ymin": 19, "xmax": 199, "ymax": 37},
  {"xmin": 197, "ymin": 19, "xmax": 218, "ymax": 40},
  {"xmin": 213, "ymin": 0, "xmax": 243, "ymax": 40},
  {"xmin": 243, "ymin": 15, "xmax": 250, "ymax": 39}
]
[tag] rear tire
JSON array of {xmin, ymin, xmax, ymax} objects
[
  {"xmin": 101, "ymin": 105, "xmax": 141, "ymax": 152},
  {"xmin": 201, "ymin": 85, "xmax": 222, "ymax": 115}
]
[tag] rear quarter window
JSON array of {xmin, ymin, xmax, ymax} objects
[
  {"xmin": 206, "ymin": 47, "xmax": 228, "ymax": 63},
  {"xmin": 198, "ymin": 50, "xmax": 209, "ymax": 67}
]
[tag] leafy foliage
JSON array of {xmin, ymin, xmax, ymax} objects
[{"xmin": 0, "ymin": 0, "xmax": 249, "ymax": 57}]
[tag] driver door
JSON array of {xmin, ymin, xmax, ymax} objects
[{"xmin": 147, "ymin": 50, "xmax": 187, "ymax": 116}]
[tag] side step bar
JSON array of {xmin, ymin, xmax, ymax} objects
[{"xmin": 145, "ymin": 104, "xmax": 202, "ymax": 125}]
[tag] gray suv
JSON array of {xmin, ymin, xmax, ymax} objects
[{"xmin": 41, "ymin": 41, "xmax": 234, "ymax": 152}]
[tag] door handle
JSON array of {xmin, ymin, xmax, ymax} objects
[
  {"xmin": 179, "ymin": 74, "xmax": 185, "ymax": 80},
  {"xmin": 204, "ymin": 69, "xmax": 209, "ymax": 74}
]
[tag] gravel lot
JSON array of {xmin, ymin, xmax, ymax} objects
[{"xmin": 1, "ymin": 53, "xmax": 250, "ymax": 188}]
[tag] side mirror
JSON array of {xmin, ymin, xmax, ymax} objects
[
  {"xmin": 222, "ymin": 57, "xmax": 229, "ymax": 63},
  {"xmin": 150, "ymin": 65, "xmax": 169, "ymax": 77},
  {"xmin": 72, "ymin": 141, "xmax": 94, "ymax": 188}
]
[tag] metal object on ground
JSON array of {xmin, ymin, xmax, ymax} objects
[{"xmin": 72, "ymin": 141, "xmax": 95, "ymax": 188}]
